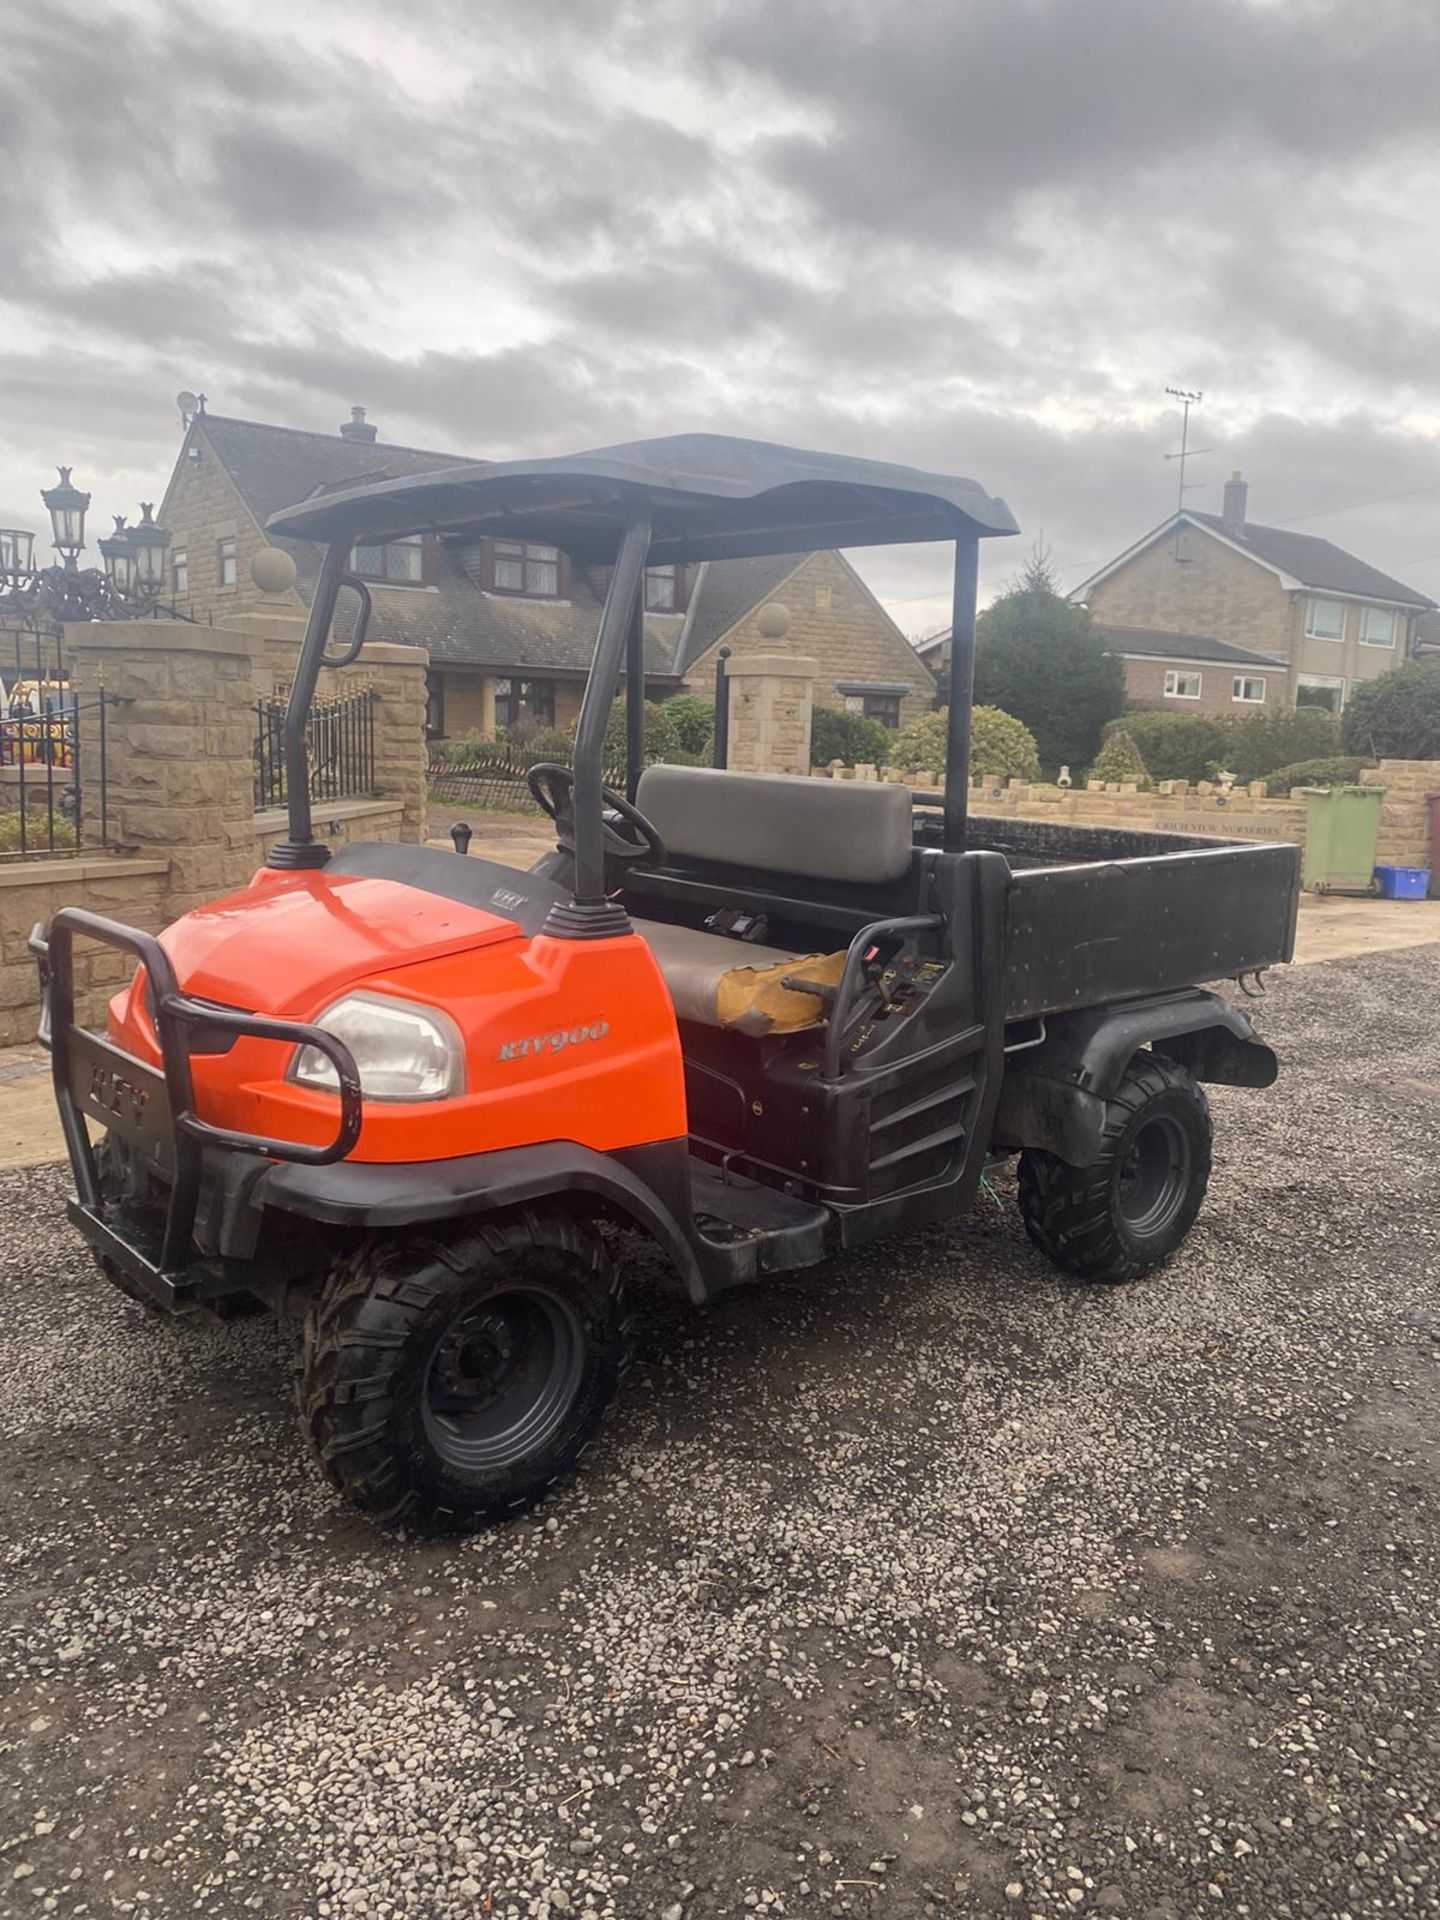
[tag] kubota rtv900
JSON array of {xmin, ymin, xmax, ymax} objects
[{"xmin": 34, "ymin": 436, "xmax": 1298, "ymax": 1530}]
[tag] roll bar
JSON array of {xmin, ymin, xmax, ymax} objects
[{"xmin": 261, "ymin": 509, "xmax": 982, "ymax": 902}]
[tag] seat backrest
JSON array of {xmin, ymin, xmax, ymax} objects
[{"xmin": 635, "ymin": 765, "xmax": 914, "ymax": 885}]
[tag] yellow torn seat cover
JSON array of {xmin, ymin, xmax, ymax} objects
[{"xmin": 631, "ymin": 918, "xmax": 844, "ymax": 1035}]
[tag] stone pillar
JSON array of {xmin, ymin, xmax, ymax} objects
[
  {"xmin": 724, "ymin": 653, "xmax": 817, "ymax": 776},
  {"xmin": 67, "ymin": 621, "xmax": 263, "ymax": 920},
  {"xmin": 230, "ymin": 610, "xmax": 430, "ymax": 844}
]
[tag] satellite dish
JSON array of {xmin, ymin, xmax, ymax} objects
[{"xmin": 177, "ymin": 391, "xmax": 199, "ymax": 428}]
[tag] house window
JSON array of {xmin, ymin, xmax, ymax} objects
[
  {"xmin": 494, "ymin": 677, "xmax": 556, "ymax": 732},
  {"xmin": 172, "ymin": 548, "xmax": 188, "ymax": 596},
  {"xmin": 1304, "ymin": 596, "xmax": 1345, "ymax": 640},
  {"xmin": 217, "ymin": 537, "xmax": 237, "ymax": 587},
  {"xmin": 425, "ymin": 672, "xmax": 445, "ymax": 740},
  {"xmin": 1232, "ymin": 676, "xmax": 1266, "ymax": 704},
  {"xmin": 1358, "ymin": 605, "xmax": 1396, "ymax": 648},
  {"xmin": 1164, "ymin": 670, "xmax": 1203, "ymax": 699},
  {"xmin": 492, "ymin": 541, "xmax": 560, "ymax": 598},
  {"xmin": 860, "ymin": 693, "xmax": 901, "ymax": 727},
  {"xmin": 353, "ymin": 535, "xmax": 424, "ymax": 584},
  {"xmin": 645, "ymin": 565, "xmax": 683, "ymax": 612},
  {"xmin": 1297, "ymin": 674, "xmax": 1346, "ymax": 714}
]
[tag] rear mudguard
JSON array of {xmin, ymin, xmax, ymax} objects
[
  {"xmin": 259, "ymin": 1136, "xmax": 710, "ymax": 1301},
  {"xmin": 991, "ymin": 989, "xmax": 1276, "ymax": 1167}
]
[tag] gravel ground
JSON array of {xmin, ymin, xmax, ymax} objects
[{"xmin": 2, "ymin": 944, "xmax": 1438, "ymax": 1920}]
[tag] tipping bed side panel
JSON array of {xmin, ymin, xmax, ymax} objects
[{"xmin": 1003, "ymin": 842, "xmax": 1300, "ymax": 1019}]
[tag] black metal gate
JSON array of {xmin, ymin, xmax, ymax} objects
[{"xmin": 0, "ymin": 616, "xmax": 111, "ymax": 860}]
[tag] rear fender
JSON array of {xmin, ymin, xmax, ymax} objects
[{"xmin": 992, "ymin": 990, "xmax": 1276, "ymax": 1166}]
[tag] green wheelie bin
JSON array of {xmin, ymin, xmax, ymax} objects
[{"xmin": 1301, "ymin": 783, "xmax": 1383, "ymax": 896}]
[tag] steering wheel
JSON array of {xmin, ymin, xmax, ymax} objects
[{"xmin": 526, "ymin": 763, "xmax": 665, "ymax": 867}]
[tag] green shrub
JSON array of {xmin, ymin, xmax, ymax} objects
[
  {"xmin": 1218, "ymin": 707, "xmax": 1340, "ymax": 783},
  {"xmin": 888, "ymin": 705, "xmax": 1040, "ymax": 782},
  {"xmin": 1088, "ymin": 728, "xmax": 1151, "ymax": 787},
  {"xmin": 600, "ymin": 698, "xmax": 680, "ymax": 766},
  {"xmin": 972, "ymin": 550, "xmax": 1126, "ymax": 771},
  {"xmin": 1107, "ymin": 707, "xmax": 1340, "ymax": 785},
  {"xmin": 662, "ymin": 693, "xmax": 716, "ymax": 755},
  {"xmin": 1105, "ymin": 711, "xmax": 1226, "ymax": 784},
  {"xmin": 810, "ymin": 705, "xmax": 895, "ymax": 768},
  {"xmin": 1263, "ymin": 755, "xmax": 1370, "ymax": 797},
  {"xmin": 1341, "ymin": 660, "xmax": 1440, "ymax": 760},
  {"xmin": 0, "ymin": 811, "xmax": 76, "ymax": 853}
]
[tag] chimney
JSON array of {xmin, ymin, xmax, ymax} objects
[
  {"xmin": 339, "ymin": 405, "xmax": 378, "ymax": 444},
  {"xmin": 1222, "ymin": 470, "xmax": 1248, "ymax": 535}
]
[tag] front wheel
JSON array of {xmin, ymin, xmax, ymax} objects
[
  {"xmin": 1017, "ymin": 1053, "xmax": 1213, "ymax": 1284},
  {"xmin": 296, "ymin": 1211, "xmax": 629, "ymax": 1532}
]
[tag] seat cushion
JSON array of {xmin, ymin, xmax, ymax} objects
[
  {"xmin": 632, "ymin": 917, "xmax": 844, "ymax": 1035},
  {"xmin": 635, "ymin": 765, "xmax": 913, "ymax": 885}
]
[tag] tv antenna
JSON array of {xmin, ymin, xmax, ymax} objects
[
  {"xmin": 1163, "ymin": 386, "xmax": 1209, "ymax": 559},
  {"xmin": 177, "ymin": 390, "xmax": 199, "ymax": 430}
]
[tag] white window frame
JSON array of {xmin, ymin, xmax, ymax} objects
[
  {"xmin": 1163, "ymin": 669, "xmax": 1203, "ymax": 700},
  {"xmin": 216, "ymin": 536, "xmax": 237, "ymax": 588},
  {"xmin": 1304, "ymin": 595, "xmax": 1345, "ymax": 641},
  {"xmin": 172, "ymin": 547, "xmax": 188, "ymax": 596},
  {"xmin": 1358, "ymin": 604, "xmax": 1397, "ymax": 648},
  {"xmin": 1296, "ymin": 673, "xmax": 1346, "ymax": 714},
  {"xmin": 1232, "ymin": 675, "xmax": 1266, "ymax": 704}
]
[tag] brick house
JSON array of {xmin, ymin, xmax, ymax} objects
[
  {"xmin": 156, "ymin": 407, "xmax": 932, "ymax": 739},
  {"xmin": 1073, "ymin": 472, "xmax": 1435, "ymax": 717}
]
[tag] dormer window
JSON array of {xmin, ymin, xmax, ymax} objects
[
  {"xmin": 352, "ymin": 534, "xmax": 425, "ymax": 584},
  {"xmin": 492, "ymin": 540, "xmax": 561, "ymax": 598},
  {"xmin": 644, "ymin": 564, "xmax": 688, "ymax": 613}
]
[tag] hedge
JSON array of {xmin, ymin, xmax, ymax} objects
[
  {"xmin": 1263, "ymin": 756, "xmax": 1370, "ymax": 797},
  {"xmin": 888, "ymin": 705, "xmax": 1040, "ymax": 781},
  {"xmin": 1104, "ymin": 706, "xmax": 1341, "ymax": 785}
]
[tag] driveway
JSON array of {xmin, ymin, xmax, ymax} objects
[{"xmin": 1, "ymin": 943, "xmax": 1437, "ymax": 1919}]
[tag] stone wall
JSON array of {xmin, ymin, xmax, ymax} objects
[
  {"xmin": 818, "ymin": 759, "xmax": 1439, "ymax": 875},
  {"xmin": 1362, "ymin": 759, "xmax": 1440, "ymax": 871},
  {"xmin": 0, "ymin": 614, "xmax": 430, "ymax": 1047},
  {"xmin": 0, "ymin": 858, "xmax": 170, "ymax": 1048},
  {"xmin": 724, "ymin": 653, "xmax": 816, "ymax": 776}
]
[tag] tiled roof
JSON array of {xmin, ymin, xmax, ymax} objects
[
  {"xmin": 1187, "ymin": 512, "xmax": 1435, "ymax": 609},
  {"xmin": 671, "ymin": 552, "xmax": 808, "ymax": 673},
  {"xmin": 198, "ymin": 414, "xmax": 470, "ymax": 525},
  {"xmin": 1097, "ymin": 624, "xmax": 1286, "ymax": 668}
]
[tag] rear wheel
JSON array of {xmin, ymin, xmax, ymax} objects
[
  {"xmin": 1017, "ymin": 1053, "xmax": 1212, "ymax": 1284},
  {"xmin": 296, "ymin": 1211, "xmax": 629, "ymax": 1532}
]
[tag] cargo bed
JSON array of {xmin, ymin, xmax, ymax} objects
[{"xmin": 916, "ymin": 806, "xmax": 1301, "ymax": 1022}]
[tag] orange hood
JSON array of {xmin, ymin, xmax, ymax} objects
[{"xmin": 158, "ymin": 869, "xmax": 522, "ymax": 1018}]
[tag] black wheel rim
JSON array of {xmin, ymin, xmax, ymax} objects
[
  {"xmin": 423, "ymin": 1286, "xmax": 585, "ymax": 1473},
  {"xmin": 1115, "ymin": 1114, "xmax": 1192, "ymax": 1238}
]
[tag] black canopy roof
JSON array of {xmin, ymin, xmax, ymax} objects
[{"xmin": 265, "ymin": 431, "xmax": 1019, "ymax": 564}]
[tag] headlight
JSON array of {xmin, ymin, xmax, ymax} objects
[{"xmin": 290, "ymin": 992, "xmax": 465, "ymax": 1102}]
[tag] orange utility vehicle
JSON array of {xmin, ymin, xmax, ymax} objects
[{"xmin": 33, "ymin": 437, "xmax": 1299, "ymax": 1531}]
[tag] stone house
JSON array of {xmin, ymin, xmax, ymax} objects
[
  {"xmin": 1073, "ymin": 472, "xmax": 1435, "ymax": 717},
  {"xmin": 156, "ymin": 407, "xmax": 932, "ymax": 740}
]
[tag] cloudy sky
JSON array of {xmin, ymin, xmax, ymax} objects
[{"xmin": 5, "ymin": 0, "xmax": 1440, "ymax": 633}]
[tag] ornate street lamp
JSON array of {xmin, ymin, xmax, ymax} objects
[
  {"xmin": 41, "ymin": 467, "xmax": 90, "ymax": 565},
  {"xmin": 0, "ymin": 470, "xmax": 190, "ymax": 623},
  {"xmin": 98, "ymin": 517, "xmax": 136, "ymax": 594},
  {"xmin": 0, "ymin": 527, "xmax": 36, "ymax": 579},
  {"xmin": 127, "ymin": 503, "xmax": 171, "ymax": 590}
]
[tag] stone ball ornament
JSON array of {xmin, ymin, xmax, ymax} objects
[
  {"xmin": 755, "ymin": 600, "xmax": 791, "ymax": 640},
  {"xmin": 251, "ymin": 546, "xmax": 298, "ymax": 595}
]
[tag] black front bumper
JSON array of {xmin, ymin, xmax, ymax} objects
[{"xmin": 33, "ymin": 906, "xmax": 365, "ymax": 1308}]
